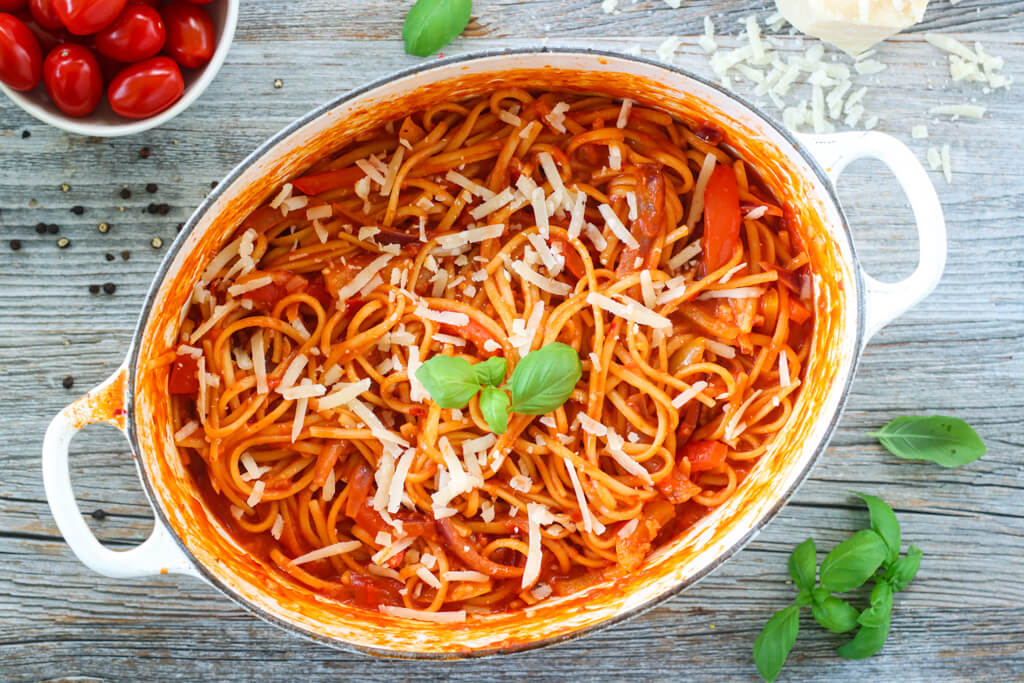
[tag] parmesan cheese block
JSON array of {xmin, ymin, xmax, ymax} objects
[{"xmin": 774, "ymin": 0, "xmax": 929, "ymax": 55}]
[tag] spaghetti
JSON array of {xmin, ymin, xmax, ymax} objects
[{"xmin": 161, "ymin": 89, "xmax": 815, "ymax": 620}]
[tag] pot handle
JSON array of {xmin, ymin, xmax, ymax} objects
[
  {"xmin": 41, "ymin": 364, "xmax": 197, "ymax": 579},
  {"xmin": 797, "ymin": 131, "xmax": 947, "ymax": 341}
]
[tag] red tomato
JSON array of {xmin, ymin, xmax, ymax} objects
[
  {"xmin": 107, "ymin": 55, "xmax": 182, "ymax": 118},
  {"xmin": 681, "ymin": 440, "xmax": 728, "ymax": 473},
  {"xmin": 53, "ymin": 0, "xmax": 126, "ymax": 35},
  {"xmin": 27, "ymin": 0, "xmax": 60, "ymax": 29},
  {"xmin": 0, "ymin": 12, "xmax": 42, "ymax": 91},
  {"xmin": 43, "ymin": 42, "xmax": 101, "ymax": 116},
  {"xmin": 126, "ymin": 0, "xmax": 157, "ymax": 5},
  {"xmin": 94, "ymin": 4, "xmax": 162, "ymax": 62},
  {"xmin": 182, "ymin": 0, "xmax": 213, "ymax": 3},
  {"xmin": 0, "ymin": 1, "xmax": 28, "ymax": 12},
  {"xmin": 159, "ymin": 0, "xmax": 212, "ymax": 69},
  {"xmin": 168, "ymin": 353, "xmax": 199, "ymax": 394},
  {"xmin": 701, "ymin": 164, "xmax": 742, "ymax": 273}
]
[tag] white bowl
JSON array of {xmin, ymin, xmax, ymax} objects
[{"xmin": 0, "ymin": 0, "xmax": 238, "ymax": 137}]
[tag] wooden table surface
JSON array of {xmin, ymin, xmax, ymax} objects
[{"xmin": 1, "ymin": 1, "xmax": 1022, "ymax": 680}]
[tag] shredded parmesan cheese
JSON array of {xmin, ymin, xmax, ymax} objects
[
  {"xmin": 511, "ymin": 260, "xmax": 572, "ymax": 296},
  {"xmin": 290, "ymin": 540, "xmax": 362, "ymax": 566},
  {"xmin": 174, "ymin": 420, "xmax": 199, "ymax": 442},
  {"xmin": 446, "ymin": 170, "xmax": 495, "ymax": 200},
  {"xmin": 414, "ymin": 306, "xmax": 470, "ymax": 327},
  {"xmin": 672, "ymin": 381, "xmax": 709, "ymax": 409},
  {"xmin": 687, "ymin": 154, "xmax": 718, "ymax": 228},
  {"xmin": 318, "ymin": 378, "xmax": 372, "ymax": 411},
  {"xmin": 246, "ymin": 480, "xmax": 265, "ymax": 507},
  {"xmin": 436, "ymin": 223, "xmax": 504, "ymax": 249},
  {"xmin": 587, "ymin": 292, "xmax": 671, "ymax": 330},
  {"xmin": 616, "ymin": 98, "xmax": 633, "ymax": 128},
  {"xmin": 336, "ymin": 254, "xmax": 393, "ymax": 301},
  {"xmin": 598, "ymin": 204, "xmax": 638, "ymax": 250}
]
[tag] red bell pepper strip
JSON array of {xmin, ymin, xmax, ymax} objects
[
  {"xmin": 702, "ymin": 164, "xmax": 741, "ymax": 273},
  {"xmin": 290, "ymin": 165, "xmax": 363, "ymax": 196}
]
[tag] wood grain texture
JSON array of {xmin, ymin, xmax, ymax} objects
[{"xmin": 1, "ymin": 1, "xmax": 1022, "ymax": 680}]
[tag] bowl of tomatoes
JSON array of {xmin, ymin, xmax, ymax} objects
[{"xmin": 0, "ymin": 0, "xmax": 238, "ymax": 136}]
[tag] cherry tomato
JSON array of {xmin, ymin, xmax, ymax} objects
[
  {"xmin": 182, "ymin": 0, "xmax": 213, "ymax": 4},
  {"xmin": 126, "ymin": 0, "xmax": 158, "ymax": 5},
  {"xmin": 53, "ymin": 0, "xmax": 125, "ymax": 35},
  {"xmin": 43, "ymin": 42, "xmax": 101, "ymax": 116},
  {"xmin": 107, "ymin": 55, "xmax": 182, "ymax": 118},
  {"xmin": 94, "ymin": 4, "xmax": 162, "ymax": 62},
  {"xmin": 159, "ymin": 0, "xmax": 212, "ymax": 69},
  {"xmin": 28, "ymin": 0, "xmax": 60, "ymax": 29},
  {"xmin": 0, "ymin": 12, "xmax": 42, "ymax": 91},
  {"xmin": 0, "ymin": 0, "xmax": 28, "ymax": 12}
]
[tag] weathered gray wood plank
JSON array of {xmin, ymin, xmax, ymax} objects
[{"xmin": 0, "ymin": 1, "xmax": 1022, "ymax": 680}]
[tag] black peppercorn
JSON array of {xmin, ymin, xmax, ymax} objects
[
  {"xmin": 103, "ymin": 282, "xmax": 116, "ymax": 294},
  {"xmin": 210, "ymin": 180, "xmax": 218, "ymax": 188},
  {"xmin": 62, "ymin": 375, "xmax": 74, "ymax": 389},
  {"xmin": 71, "ymin": 205, "xmax": 84, "ymax": 215},
  {"xmin": 10, "ymin": 239, "xmax": 22, "ymax": 250},
  {"xmin": 47, "ymin": 224, "xmax": 59, "ymax": 234},
  {"xmin": 146, "ymin": 183, "xmax": 158, "ymax": 193},
  {"xmin": 21, "ymin": 130, "xmax": 30, "ymax": 139},
  {"xmin": 91, "ymin": 509, "xmax": 106, "ymax": 520},
  {"xmin": 147, "ymin": 203, "xmax": 159, "ymax": 214},
  {"xmin": 120, "ymin": 187, "xmax": 131, "ymax": 199},
  {"xmin": 157, "ymin": 203, "xmax": 170, "ymax": 215},
  {"xmin": 89, "ymin": 284, "xmax": 100, "ymax": 294},
  {"xmin": 35, "ymin": 222, "xmax": 47, "ymax": 234},
  {"xmin": 105, "ymin": 252, "xmax": 115, "ymax": 261}
]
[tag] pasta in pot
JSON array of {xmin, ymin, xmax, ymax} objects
[{"xmin": 157, "ymin": 88, "xmax": 815, "ymax": 621}]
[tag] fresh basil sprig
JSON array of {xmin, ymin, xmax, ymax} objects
[
  {"xmin": 753, "ymin": 493, "xmax": 923, "ymax": 681},
  {"xmin": 871, "ymin": 415, "xmax": 985, "ymax": 467},
  {"xmin": 414, "ymin": 342, "xmax": 581, "ymax": 434},
  {"xmin": 402, "ymin": 0, "xmax": 472, "ymax": 57}
]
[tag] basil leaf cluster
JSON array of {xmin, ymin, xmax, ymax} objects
[
  {"xmin": 414, "ymin": 342, "xmax": 581, "ymax": 435},
  {"xmin": 753, "ymin": 493, "xmax": 923, "ymax": 681}
]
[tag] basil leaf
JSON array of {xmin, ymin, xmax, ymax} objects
[
  {"xmin": 886, "ymin": 545, "xmax": 923, "ymax": 592},
  {"xmin": 819, "ymin": 530, "xmax": 888, "ymax": 593},
  {"xmin": 402, "ymin": 0, "xmax": 472, "ymax": 57},
  {"xmin": 837, "ymin": 616, "xmax": 891, "ymax": 660},
  {"xmin": 479, "ymin": 386, "xmax": 510, "ymax": 435},
  {"xmin": 811, "ymin": 595, "xmax": 860, "ymax": 634},
  {"xmin": 858, "ymin": 581, "xmax": 893, "ymax": 628},
  {"xmin": 508, "ymin": 343, "xmax": 582, "ymax": 415},
  {"xmin": 854, "ymin": 492, "xmax": 901, "ymax": 565},
  {"xmin": 788, "ymin": 537, "xmax": 816, "ymax": 591},
  {"xmin": 811, "ymin": 586, "xmax": 831, "ymax": 607},
  {"xmin": 415, "ymin": 355, "xmax": 480, "ymax": 408},
  {"xmin": 753, "ymin": 605, "xmax": 800, "ymax": 682},
  {"xmin": 872, "ymin": 415, "xmax": 985, "ymax": 467},
  {"xmin": 473, "ymin": 356, "xmax": 507, "ymax": 387},
  {"xmin": 794, "ymin": 587, "xmax": 813, "ymax": 607}
]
